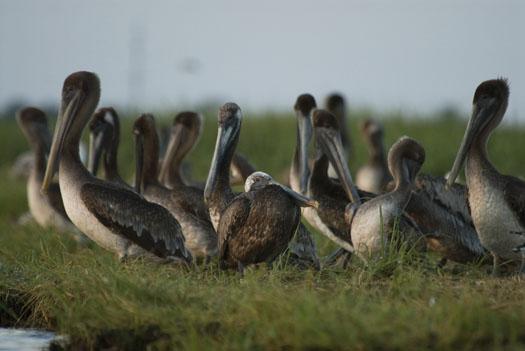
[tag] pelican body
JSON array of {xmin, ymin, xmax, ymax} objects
[
  {"xmin": 16, "ymin": 107, "xmax": 80, "ymax": 237},
  {"xmin": 356, "ymin": 119, "xmax": 392, "ymax": 194},
  {"xmin": 218, "ymin": 172, "xmax": 317, "ymax": 271},
  {"xmin": 345, "ymin": 137, "xmax": 426, "ymax": 260},
  {"xmin": 447, "ymin": 79, "xmax": 525, "ymax": 274},
  {"xmin": 134, "ymin": 114, "xmax": 217, "ymax": 259},
  {"xmin": 42, "ymin": 71, "xmax": 191, "ymax": 263}
]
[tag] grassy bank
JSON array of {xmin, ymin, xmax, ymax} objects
[{"xmin": 0, "ymin": 111, "xmax": 525, "ymax": 350}]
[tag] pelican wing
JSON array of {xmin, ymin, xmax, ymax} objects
[
  {"xmin": 81, "ymin": 182, "xmax": 192, "ymax": 262},
  {"xmin": 217, "ymin": 194, "xmax": 251, "ymax": 262}
]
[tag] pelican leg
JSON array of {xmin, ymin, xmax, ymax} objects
[
  {"xmin": 520, "ymin": 253, "xmax": 525, "ymax": 275},
  {"xmin": 491, "ymin": 254, "xmax": 502, "ymax": 277}
]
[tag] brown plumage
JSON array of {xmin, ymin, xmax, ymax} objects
[
  {"xmin": 218, "ymin": 172, "xmax": 317, "ymax": 271},
  {"xmin": 134, "ymin": 114, "xmax": 217, "ymax": 259}
]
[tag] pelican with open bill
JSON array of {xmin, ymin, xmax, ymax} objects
[
  {"xmin": 205, "ymin": 102, "xmax": 320, "ymax": 269},
  {"xmin": 16, "ymin": 107, "xmax": 83, "ymax": 240},
  {"xmin": 134, "ymin": 113, "xmax": 217, "ymax": 259},
  {"xmin": 88, "ymin": 107, "xmax": 130, "ymax": 188},
  {"xmin": 447, "ymin": 78, "xmax": 525, "ymax": 275},
  {"xmin": 41, "ymin": 71, "xmax": 192, "ymax": 263}
]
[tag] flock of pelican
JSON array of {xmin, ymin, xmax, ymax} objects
[{"xmin": 15, "ymin": 71, "xmax": 525, "ymax": 275}]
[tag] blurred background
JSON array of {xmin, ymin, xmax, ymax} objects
[{"xmin": 0, "ymin": 0, "xmax": 523, "ymax": 119}]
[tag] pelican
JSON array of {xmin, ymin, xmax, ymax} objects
[
  {"xmin": 16, "ymin": 107, "xmax": 83, "ymax": 240},
  {"xmin": 205, "ymin": 103, "xmax": 320, "ymax": 269},
  {"xmin": 41, "ymin": 71, "xmax": 191, "ymax": 263},
  {"xmin": 88, "ymin": 107, "xmax": 130, "ymax": 188},
  {"xmin": 447, "ymin": 78, "xmax": 525, "ymax": 275},
  {"xmin": 158, "ymin": 111, "xmax": 203, "ymax": 189},
  {"xmin": 356, "ymin": 119, "xmax": 392, "ymax": 194},
  {"xmin": 218, "ymin": 171, "xmax": 318, "ymax": 272},
  {"xmin": 134, "ymin": 113, "xmax": 217, "ymax": 259},
  {"xmin": 343, "ymin": 136, "xmax": 426, "ymax": 261},
  {"xmin": 289, "ymin": 95, "xmax": 356, "ymax": 254}
]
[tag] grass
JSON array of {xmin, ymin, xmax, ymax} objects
[{"xmin": 1, "ymin": 109, "xmax": 525, "ymax": 350}]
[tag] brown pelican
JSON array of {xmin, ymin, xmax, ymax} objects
[
  {"xmin": 289, "ymin": 95, "xmax": 355, "ymax": 254},
  {"xmin": 318, "ymin": 111, "xmax": 484, "ymax": 264},
  {"xmin": 158, "ymin": 111, "xmax": 203, "ymax": 189},
  {"xmin": 218, "ymin": 171, "xmax": 318, "ymax": 272},
  {"xmin": 310, "ymin": 109, "xmax": 379, "ymax": 255},
  {"xmin": 41, "ymin": 71, "xmax": 191, "ymax": 263},
  {"xmin": 343, "ymin": 136, "xmax": 426, "ymax": 261},
  {"xmin": 447, "ymin": 78, "xmax": 525, "ymax": 275},
  {"xmin": 205, "ymin": 103, "xmax": 320, "ymax": 269},
  {"xmin": 133, "ymin": 113, "xmax": 217, "ymax": 259},
  {"xmin": 88, "ymin": 107, "xmax": 129, "ymax": 188},
  {"xmin": 355, "ymin": 119, "xmax": 392, "ymax": 194},
  {"xmin": 16, "ymin": 107, "xmax": 82, "ymax": 239}
]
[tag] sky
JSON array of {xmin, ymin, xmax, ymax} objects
[{"xmin": 0, "ymin": 0, "xmax": 524, "ymax": 118}]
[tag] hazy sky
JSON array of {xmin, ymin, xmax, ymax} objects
[{"xmin": 1, "ymin": 0, "xmax": 524, "ymax": 117}]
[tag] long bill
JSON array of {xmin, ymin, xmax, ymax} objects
[
  {"xmin": 274, "ymin": 181, "xmax": 319, "ymax": 209},
  {"xmin": 446, "ymin": 104, "xmax": 493, "ymax": 187},
  {"xmin": 41, "ymin": 91, "xmax": 83, "ymax": 193},
  {"xmin": 87, "ymin": 126, "xmax": 107, "ymax": 176},
  {"xmin": 134, "ymin": 133, "xmax": 144, "ymax": 193},
  {"xmin": 297, "ymin": 115, "xmax": 312, "ymax": 194},
  {"xmin": 317, "ymin": 128, "xmax": 361, "ymax": 205},
  {"xmin": 204, "ymin": 122, "xmax": 237, "ymax": 203},
  {"xmin": 158, "ymin": 124, "xmax": 184, "ymax": 185}
]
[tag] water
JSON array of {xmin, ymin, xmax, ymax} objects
[{"xmin": 0, "ymin": 328, "xmax": 57, "ymax": 351}]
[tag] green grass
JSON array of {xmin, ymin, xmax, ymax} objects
[{"xmin": 1, "ymin": 110, "xmax": 525, "ymax": 350}]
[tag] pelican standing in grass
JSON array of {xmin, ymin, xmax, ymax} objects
[
  {"xmin": 341, "ymin": 136, "xmax": 426, "ymax": 261},
  {"xmin": 41, "ymin": 71, "xmax": 191, "ymax": 263},
  {"xmin": 134, "ymin": 113, "xmax": 217, "ymax": 259},
  {"xmin": 16, "ymin": 107, "xmax": 84, "ymax": 240},
  {"xmin": 356, "ymin": 119, "xmax": 392, "ymax": 194},
  {"xmin": 205, "ymin": 103, "xmax": 320, "ymax": 270},
  {"xmin": 447, "ymin": 78, "xmax": 525, "ymax": 275}
]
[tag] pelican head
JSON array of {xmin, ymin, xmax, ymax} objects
[
  {"xmin": 312, "ymin": 109, "xmax": 361, "ymax": 205},
  {"xmin": 325, "ymin": 93, "xmax": 345, "ymax": 119},
  {"xmin": 361, "ymin": 119, "xmax": 384, "ymax": 151},
  {"xmin": 42, "ymin": 71, "xmax": 101, "ymax": 192},
  {"xmin": 245, "ymin": 171, "xmax": 318, "ymax": 208},
  {"xmin": 293, "ymin": 94, "xmax": 316, "ymax": 194},
  {"xmin": 88, "ymin": 107, "xmax": 119, "ymax": 175},
  {"xmin": 158, "ymin": 111, "xmax": 203, "ymax": 183},
  {"xmin": 447, "ymin": 78, "xmax": 509, "ymax": 187},
  {"xmin": 17, "ymin": 107, "xmax": 50, "ymax": 150},
  {"xmin": 387, "ymin": 136, "xmax": 425, "ymax": 189}
]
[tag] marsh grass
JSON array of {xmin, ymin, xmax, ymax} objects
[{"xmin": 1, "ymin": 111, "xmax": 525, "ymax": 349}]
